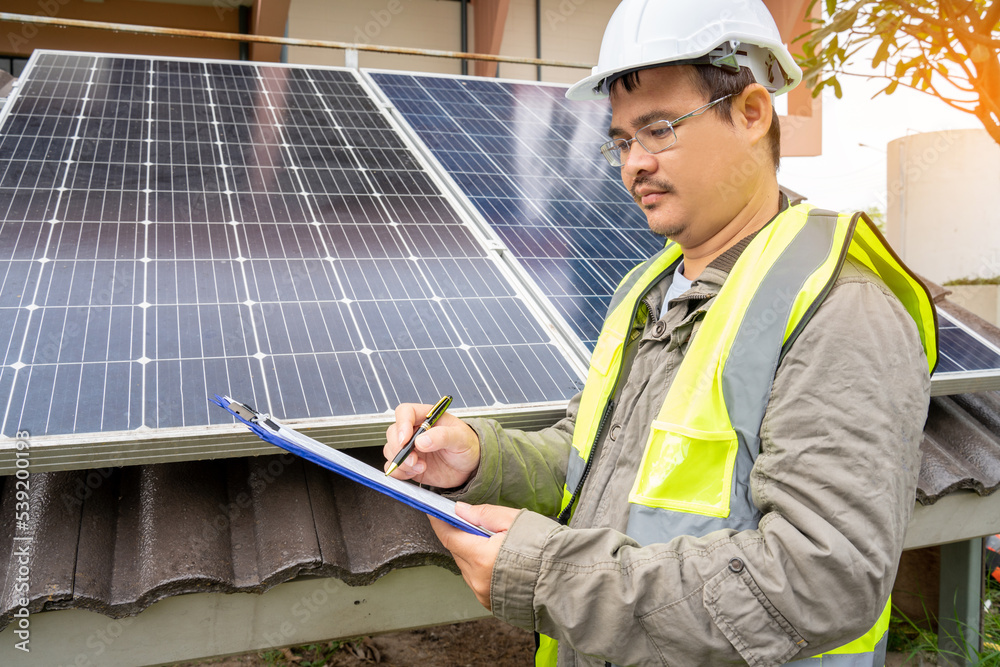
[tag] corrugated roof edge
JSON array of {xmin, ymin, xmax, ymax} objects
[
  {"xmin": 0, "ymin": 454, "xmax": 459, "ymax": 634},
  {"xmin": 917, "ymin": 274, "xmax": 1000, "ymax": 504}
]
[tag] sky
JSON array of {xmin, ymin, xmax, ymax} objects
[{"xmin": 778, "ymin": 68, "xmax": 983, "ymax": 213}]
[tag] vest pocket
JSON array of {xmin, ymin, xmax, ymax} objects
[
  {"xmin": 629, "ymin": 420, "xmax": 739, "ymax": 518},
  {"xmin": 590, "ymin": 328, "xmax": 625, "ymax": 377}
]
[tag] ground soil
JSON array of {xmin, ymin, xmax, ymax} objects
[
  {"xmin": 172, "ymin": 617, "xmax": 535, "ymax": 667},
  {"xmin": 172, "ymin": 618, "xmax": 940, "ymax": 666}
]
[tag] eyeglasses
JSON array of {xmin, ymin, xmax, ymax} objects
[{"xmin": 600, "ymin": 94, "xmax": 736, "ymax": 167}]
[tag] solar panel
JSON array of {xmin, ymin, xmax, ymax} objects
[
  {"xmin": 930, "ymin": 309, "xmax": 1000, "ymax": 395},
  {"xmin": 0, "ymin": 51, "xmax": 584, "ymax": 467},
  {"xmin": 365, "ymin": 71, "xmax": 663, "ymax": 351},
  {"xmin": 366, "ymin": 70, "xmax": 1000, "ymax": 396}
]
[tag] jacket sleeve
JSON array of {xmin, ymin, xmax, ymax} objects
[
  {"xmin": 489, "ymin": 271, "xmax": 932, "ymax": 666},
  {"xmin": 448, "ymin": 392, "xmax": 580, "ymax": 518}
]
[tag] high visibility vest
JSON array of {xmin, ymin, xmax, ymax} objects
[{"xmin": 536, "ymin": 205, "xmax": 938, "ymax": 667}]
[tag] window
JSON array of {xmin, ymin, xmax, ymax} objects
[{"xmin": 0, "ymin": 56, "xmax": 29, "ymax": 77}]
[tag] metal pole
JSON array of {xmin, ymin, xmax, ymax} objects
[
  {"xmin": 238, "ymin": 6, "xmax": 249, "ymax": 61},
  {"xmin": 280, "ymin": 18, "xmax": 288, "ymax": 64},
  {"xmin": 535, "ymin": 0, "xmax": 541, "ymax": 81},
  {"xmin": 0, "ymin": 12, "xmax": 593, "ymax": 70},
  {"xmin": 938, "ymin": 538, "xmax": 984, "ymax": 666},
  {"xmin": 460, "ymin": 0, "xmax": 468, "ymax": 76}
]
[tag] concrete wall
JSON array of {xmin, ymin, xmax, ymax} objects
[
  {"xmin": 286, "ymin": 0, "xmax": 617, "ymax": 81},
  {"xmin": 288, "ymin": 0, "xmax": 465, "ymax": 74},
  {"xmin": 497, "ymin": 0, "xmax": 619, "ymax": 85},
  {"xmin": 886, "ymin": 129, "xmax": 1000, "ymax": 284},
  {"xmin": 947, "ymin": 285, "xmax": 1000, "ymax": 327}
]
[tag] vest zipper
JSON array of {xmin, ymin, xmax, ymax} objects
[
  {"xmin": 557, "ymin": 398, "xmax": 614, "ymax": 525},
  {"xmin": 556, "ymin": 261, "xmax": 677, "ymax": 526}
]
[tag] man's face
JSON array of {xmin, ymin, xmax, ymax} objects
[{"xmin": 607, "ymin": 66, "xmax": 759, "ymax": 246}]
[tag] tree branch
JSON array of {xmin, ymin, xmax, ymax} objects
[
  {"xmin": 913, "ymin": 30, "xmax": 978, "ymax": 93},
  {"xmin": 892, "ymin": 0, "xmax": 1000, "ymax": 47},
  {"xmin": 979, "ymin": 1, "xmax": 1000, "ymax": 35},
  {"xmin": 833, "ymin": 68, "xmax": 978, "ymax": 109}
]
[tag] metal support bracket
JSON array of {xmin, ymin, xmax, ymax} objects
[
  {"xmin": 345, "ymin": 48, "xmax": 359, "ymax": 70},
  {"xmin": 938, "ymin": 538, "xmax": 984, "ymax": 666},
  {"xmin": 484, "ymin": 239, "xmax": 506, "ymax": 255}
]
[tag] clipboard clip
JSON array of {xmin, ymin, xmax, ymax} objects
[{"xmin": 225, "ymin": 397, "xmax": 279, "ymax": 431}]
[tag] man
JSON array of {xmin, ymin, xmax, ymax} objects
[{"xmin": 384, "ymin": 1, "xmax": 937, "ymax": 665}]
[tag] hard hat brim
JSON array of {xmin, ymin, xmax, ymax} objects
[{"xmin": 566, "ymin": 37, "xmax": 802, "ymax": 101}]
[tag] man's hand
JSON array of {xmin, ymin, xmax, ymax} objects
[
  {"xmin": 383, "ymin": 403, "xmax": 481, "ymax": 488},
  {"xmin": 429, "ymin": 502, "xmax": 520, "ymax": 609}
]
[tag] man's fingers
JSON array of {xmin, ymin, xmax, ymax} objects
[
  {"xmin": 428, "ymin": 515, "xmax": 496, "ymax": 610},
  {"xmin": 428, "ymin": 515, "xmax": 467, "ymax": 554},
  {"xmin": 455, "ymin": 502, "xmax": 520, "ymax": 534},
  {"xmin": 384, "ymin": 402, "xmax": 431, "ymax": 463},
  {"xmin": 392, "ymin": 403, "xmax": 429, "ymax": 448}
]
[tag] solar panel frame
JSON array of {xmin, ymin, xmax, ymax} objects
[
  {"xmin": 930, "ymin": 308, "xmax": 1000, "ymax": 395},
  {"xmin": 0, "ymin": 50, "xmax": 588, "ymax": 473}
]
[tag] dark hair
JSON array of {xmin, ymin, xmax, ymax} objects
[{"xmin": 609, "ymin": 65, "xmax": 781, "ymax": 170}]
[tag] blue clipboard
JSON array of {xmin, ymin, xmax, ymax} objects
[{"xmin": 210, "ymin": 394, "xmax": 491, "ymax": 538}]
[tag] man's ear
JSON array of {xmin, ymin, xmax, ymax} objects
[{"xmin": 732, "ymin": 83, "xmax": 773, "ymax": 148}]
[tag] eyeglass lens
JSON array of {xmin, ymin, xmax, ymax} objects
[{"xmin": 602, "ymin": 120, "xmax": 677, "ymax": 166}]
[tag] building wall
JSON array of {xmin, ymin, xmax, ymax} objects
[
  {"xmin": 886, "ymin": 129, "xmax": 1000, "ymax": 284},
  {"xmin": 287, "ymin": 0, "xmax": 464, "ymax": 74},
  {"xmin": 494, "ymin": 0, "xmax": 617, "ymax": 84},
  {"xmin": 0, "ymin": 0, "xmax": 242, "ymax": 61},
  {"xmin": 286, "ymin": 0, "xmax": 615, "ymax": 82}
]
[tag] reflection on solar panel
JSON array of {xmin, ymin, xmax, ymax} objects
[
  {"xmin": 366, "ymin": 70, "xmax": 1000, "ymax": 396},
  {"xmin": 367, "ymin": 71, "xmax": 664, "ymax": 349},
  {"xmin": 0, "ymin": 51, "xmax": 583, "ymax": 444}
]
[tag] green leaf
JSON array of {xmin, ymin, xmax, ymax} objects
[
  {"xmin": 832, "ymin": 77, "xmax": 843, "ymax": 98},
  {"xmin": 826, "ymin": 0, "xmax": 836, "ymax": 18}
]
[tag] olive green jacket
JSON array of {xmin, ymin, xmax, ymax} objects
[{"xmin": 453, "ymin": 234, "xmax": 931, "ymax": 666}]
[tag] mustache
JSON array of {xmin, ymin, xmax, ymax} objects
[{"xmin": 630, "ymin": 178, "xmax": 675, "ymax": 204}]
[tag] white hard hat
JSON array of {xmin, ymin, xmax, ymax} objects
[{"xmin": 566, "ymin": 0, "xmax": 803, "ymax": 100}]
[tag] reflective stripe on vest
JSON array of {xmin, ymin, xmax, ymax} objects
[
  {"xmin": 536, "ymin": 205, "xmax": 937, "ymax": 667},
  {"xmin": 786, "ymin": 602, "xmax": 891, "ymax": 666}
]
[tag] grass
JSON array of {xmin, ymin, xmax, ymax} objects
[
  {"xmin": 888, "ymin": 578, "xmax": 1000, "ymax": 665},
  {"xmin": 259, "ymin": 639, "xmax": 376, "ymax": 666}
]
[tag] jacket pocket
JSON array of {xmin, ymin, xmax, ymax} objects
[
  {"xmin": 702, "ymin": 564, "xmax": 807, "ymax": 666},
  {"xmin": 628, "ymin": 421, "xmax": 739, "ymax": 518}
]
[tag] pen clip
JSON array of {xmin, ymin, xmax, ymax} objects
[{"xmin": 424, "ymin": 395, "xmax": 453, "ymax": 427}]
